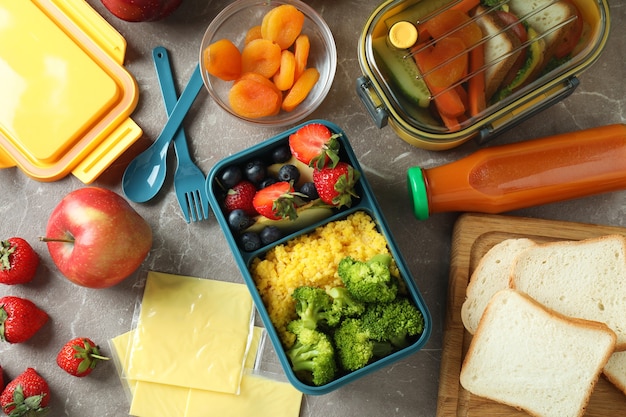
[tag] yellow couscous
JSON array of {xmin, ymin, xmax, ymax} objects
[{"xmin": 250, "ymin": 211, "xmax": 399, "ymax": 346}]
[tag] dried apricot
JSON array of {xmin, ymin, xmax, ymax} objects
[
  {"xmin": 273, "ymin": 50, "xmax": 296, "ymax": 91},
  {"xmin": 241, "ymin": 38, "xmax": 282, "ymax": 78},
  {"xmin": 203, "ymin": 39, "xmax": 242, "ymax": 81},
  {"xmin": 282, "ymin": 67, "xmax": 319, "ymax": 112},
  {"xmin": 293, "ymin": 34, "xmax": 310, "ymax": 80},
  {"xmin": 245, "ymin": 25, "xmax": 263, "ymax": 45},
  {"xmin": 229, "ymin": 76, "xmax": 282, "ymax": 118},
  {"xmin": 261, "ymin": 4, "xmax": 305, "ymax": 50}
]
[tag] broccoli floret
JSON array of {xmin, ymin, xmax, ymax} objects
[
  {"xmin": 291, "ymin": 286, "xmax": 334, "ymax": 330},
  {"xmin": 337, "ymin": 254, "xmax": 398, "ymax": 303},
  {"xmin": 362, "ymin": 297, "xmax": 425, "ymax": 349},
  {"xmin": 326, "ymin": 286, "xmax": 366, "ymax": 326},
  {"xmin": 333, "ymin": 317, "xmax": 393, "ymax": 371},
  {"xmin": 286, "ymin": 320, "xmax": 337, "ymax": 386}
]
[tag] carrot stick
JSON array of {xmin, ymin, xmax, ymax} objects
[{"xmin": 468, "ymin": 43, "xmax": 486, "ymax": 117}]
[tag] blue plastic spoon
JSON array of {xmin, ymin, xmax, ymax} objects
[{"xmin": 122, "ymin": 64, "xmax": 203, "ymax": 203}]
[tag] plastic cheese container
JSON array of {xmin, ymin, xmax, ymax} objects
[
  {"xmin": 357, "ymin": 0, "xmax": 610, "ymax": 150},
  {"xmin": 0, "ymin": 0, "xmax": 141, "ymax": 183},
  {"xmin": 206, "ymin": 120, "xmax": 432, "ymax": 395}
]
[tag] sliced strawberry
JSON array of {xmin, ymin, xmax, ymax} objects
[
  {"xmin": 312, "ymin": 162, "xmax": 360, "ymax": 208},
  {"xmin": 288, "ymin": 123, "xmax": 342, "ymax": 169},
  {"xmin": 252, "ymin": 182, "xmax": 304, "ymax": 220},
  {"xmin": 224, "ymin": 181, "xmax": 257, "ymax": 216}
]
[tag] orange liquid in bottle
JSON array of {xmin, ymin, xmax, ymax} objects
[{"xmin": 408, "ymin": 124, "xmax": 626, "ymax": 219}]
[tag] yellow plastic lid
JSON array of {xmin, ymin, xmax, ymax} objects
[{"xmin": 0, "ymin": 0, "xmax": 141, "ymax": 183}]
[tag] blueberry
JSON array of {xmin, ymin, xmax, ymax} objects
[
  {"xmin": 244, "ymin": 159, "xmax": 266, "ymax": 184},
  {"xmin": 277, "ymin": 164, "xmax": 300, "ymax": 183},
  {"xmin": 240, "ymin": 231, "xmax": 262, "ymax": 252},
  {"xmin": 227, "ymin": 209, "xmax": 254, "ymax": 231},
  {"xmin": 259, "ymin": 177, "xmax": 279, "ymax": 189},
  {"xmin": 260, "ymin": 226, "xmax": 282, "ymax": 245},
  {"xmin": 271, "ymin": 145, "xmax": 292, "ymax": 163},
  {"xmin": 219, "ymin": 165, "xmax": 242, "ymax": 189},
  {"xmin": 299, "ymin": 182, "xmax": 319, "ymax": 200}
]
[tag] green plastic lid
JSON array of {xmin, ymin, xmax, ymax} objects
[{"xmin": 407, "ymin": 166, "xmax": 430, "ymax": 220}]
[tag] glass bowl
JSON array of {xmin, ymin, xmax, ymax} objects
[{"xmin": 199, "ymin": 0, "xmax": 337, "ymax": 127}]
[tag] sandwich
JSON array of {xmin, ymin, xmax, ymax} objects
[{"xmin": 474, "ymin": 0, "xmax": 583, "ymax": 102}]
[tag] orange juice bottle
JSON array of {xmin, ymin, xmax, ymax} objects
[{"xmin": 408, "ymin": 124, "xmax": 626, "ymax": 220}]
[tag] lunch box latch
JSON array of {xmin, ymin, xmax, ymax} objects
[
  {"xmin": 357, "ymin": 76, "xmax": 389, "ymax": 129},
  {"xmin": 476, "ymin": 76, "xmax": 581, "ymax": 145}
]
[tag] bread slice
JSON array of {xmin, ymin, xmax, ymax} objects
[
  {"xmin": 461, "ymin": 238, "xmax": 536, "ymax": 334},
  {"xmin": 473, "ymin": 6, "xmax": 523, "ymax": 100},
  {"xmin": 460, "ymin": 289, "xmax": 616, "ymax": 417},
  {"xmin": 510, "ymin": 234, "xmax": 626, "ymax": 350},
  {"xmin": 604, "ymin": 351, "xmax": 626, "ymax": 397},
  {"xmin": 508, "ymin": 0, "xmax": 580, "ymax": 66}
]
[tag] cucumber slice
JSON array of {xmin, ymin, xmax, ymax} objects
[
  {"xmin": 244, "ymin": 202, "xmax": 333, "ymax": 234},
  {"xmin": 372, "ymin": 36, "xmax": 430, "ymax": 108}
]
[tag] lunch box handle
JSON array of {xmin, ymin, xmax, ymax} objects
[
  {"xmin": 356, "ymin": 76, "xmax": 389, "ymax": 129},
  {"xmin": 476, "ymin": 76, "xmax": 581, "ymax": 145}
]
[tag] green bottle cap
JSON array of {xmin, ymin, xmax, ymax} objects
[{"xmin": 407, "ymin": 166, "xmax": 430, "ymax": 220}]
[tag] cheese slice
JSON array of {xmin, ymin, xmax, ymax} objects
[
  {"xmin": 111, "ymin": 327, "xmax": 301, "ymax": 417},
  {"xmin": 184, "ymin": 373, "xmax": 303, "ymax": 417},
  {"xmin": 126, "ymin": 272, "xmax": 254, "ymax": 393}
]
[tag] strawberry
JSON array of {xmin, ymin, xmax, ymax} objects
[
  {"xmin": 312, "ymin": 162, "xmax": 361, "ymax": 208},
  {"xmin": 0, "ymin": 296, "xmax": 48, "ymax": 344},
  {"xmin": 288, "ymin": 123, "xmax": 341, "ymax": 169},
  {"xmin": 57, "ymin": 337, "xmax": 109, "ymax": 377},
  {"xmin": 0, "ymin": 368, "xmax": 50, "ymax": 417},
  {"xmin": 0, "ymin": 238, "xmax": 39, "ymax": 285},
  {"xmin": 252, "ymin": 182, "xmax": 304, "ymax": 220},
  {"xmin": 224, "ymin": 180, "xmax": 257, "ymax": 216}
]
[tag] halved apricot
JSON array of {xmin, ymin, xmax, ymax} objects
[
  {"xmin": 261, "ymin": 4, "xmax": 305, "ymax": 50},
  {"xmin": 203, "ymin": 39, "xmax": 242, "ymax": 81},
  {"xmin": 241, "ymin": 38, "xmax": 282, "ymax": 78},
  {"xmin": 282, "ymin": 67, "xmax": 319, "ymax": 112},
  {"xmin": 229, "ymin": 76, "xmax": 282, "ymax": 118},
  {"xmin": 273, "ymin": 50, "xmax": 296, "ymax": 91}
]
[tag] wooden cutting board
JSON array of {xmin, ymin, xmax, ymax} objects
[{"xmin": 437, "ymin": 213, "xmax": 626, "ymax": 417}]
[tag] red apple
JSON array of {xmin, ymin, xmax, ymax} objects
[
  {"xmin": 100, "ymin": 0, "xmax": 182, "ymax": 22},
  {"xmin": 42, "ymin": 187, "xmax": 152, "ymax": 288}
]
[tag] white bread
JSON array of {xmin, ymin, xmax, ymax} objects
[
  {"xmin": 604, "ymin": 351, "xmax": 626, "ymax": 396},
  {"xmin": 461, "ymin": 238, "xmax": 536, "ymax": 334},
  {"xmin": 510, "ymin": 234, "xmax": 626, "ymax": 350},
  {"xmin": 460, "ymin": 289, "xmax": 616, "ymax": 417},
  {"xmin": 473, "ymin": 6, "xmax": 522, "ymax": 100},
  {"xmin": 508, "ymin": 0, "xmax": 580, "ymax": 64}
]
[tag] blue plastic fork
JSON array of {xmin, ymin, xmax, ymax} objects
[{"xmin": 152, "ymin": 47, "xmax": 210, "ymax": 222}]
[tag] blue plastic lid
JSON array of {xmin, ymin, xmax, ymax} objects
[{"xmin": 407, "ymin": 166, "xmax": 430, "ymax": 220}]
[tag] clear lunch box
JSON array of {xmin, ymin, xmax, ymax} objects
[{"xmin": 357, "ymin": 0, "xmax": 610, "ymax": 150}]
